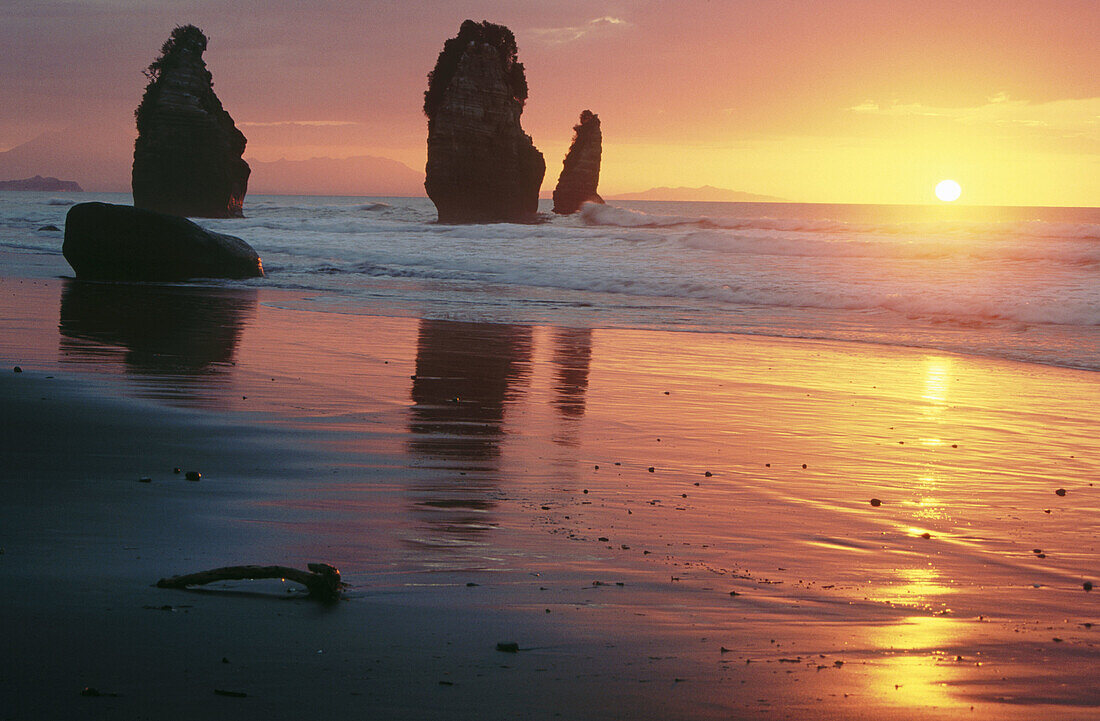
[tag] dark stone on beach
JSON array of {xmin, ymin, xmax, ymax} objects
[
  {"xmin": 133, "ymin": 25, "xmax": 249, "ymax": 218},
  {"xmin": 80, "ymin": 686, "xmax": 117, "ymax": 698},
  {"xmin": 1055, "ymin": 488, "xmax": 1066, "ymax": 496},
  {"xmin": 870, "ymin": 498, "xmax": 881, "ymax": 507},
  {"xmin": 185, "ymin": 471, "xmax": 201, "ymax": 481},
  {"xmin": 424, "ymin": 20, "xmax": 545, "ymax": 223},
  {"xmin": 38, "ymin": 224, "xmax": 61, "ymax": 232},
  {"xmin": 12, "ymin": 366, "xmax": 21, "ymax": 373},
  {"xmin": 648, "ymin": 467, "xmax": 655, "ymax": 473},
  {"xmin": 704, "ymin": 471, "xmax": 712, "ymax": 477},
  {"xmin": 495, "ymin": 642, "xmax": 519, "ymax": 653},
  {"xmin": 552, "ymin": 110, "xmax": 604, "ymax": 214},
  {"xmin": 139, "ymin": 477, "xmax": 152, "ymax": 483},
  {"xmin": 920, "ymin": 532, "xmax": 931, "ymax": 539},
  {"xmin": 213, "ymin": 689, "xmax": 248, "ymax": 698},
  {"xmin": 63, "ymin": 202, "xmax": 263, "ymax": 281},
  {"xmin": 802, "ymin": 464, "xmax": 808, "ymax": 469},
  {"xmin": 598, "ymin": 537, "xmax": 609, "ymax": 542},
  {"xmin": 1085, "ymin": 581, "xmax": 1094, "ymax": 591},
  {"xmin": 173, "ymin": 467, "xmax": 181, "ymax": 474}
]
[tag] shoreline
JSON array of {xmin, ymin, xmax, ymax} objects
[{"xmin": 2, "ymin": 275, "xmax": 1098, "ymax": 719}]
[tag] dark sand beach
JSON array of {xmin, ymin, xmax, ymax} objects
[{"xmin": 1, "ymin": 275, "xmax": 1097, "ymax": 720}]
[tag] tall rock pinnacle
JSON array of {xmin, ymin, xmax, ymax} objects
[
  {"xmin": 132, "ymin": 25, "xmax": 250, "ymax": 218},
  {"xmin": 424, "ymin": 20, "xmax": 545, "ymax": 223},
  {"xmin": 552, "ymin": 110, "xmax": 604, "ymax": 214}
]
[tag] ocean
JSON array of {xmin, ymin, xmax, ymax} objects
[{"xmin": 2, "ymin": 191, "xmax": 1098, "ymax": 371}]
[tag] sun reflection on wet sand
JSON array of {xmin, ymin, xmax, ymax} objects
[
  {"xmin": 1, "ymin": 280, "xmax": 1097, "ymax": 719},
  {"xmin": 865, "ymin": 616, "xmax": 975, "ymax": 714}
]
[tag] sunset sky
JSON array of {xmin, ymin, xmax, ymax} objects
[{"xmin": 1, "ymin": 0, "xmax": 1097, "ymax": 205}]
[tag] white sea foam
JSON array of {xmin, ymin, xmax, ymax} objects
[{"xmin": 2, "ymin": 192, "xmax": 1098, "ymax": 370}]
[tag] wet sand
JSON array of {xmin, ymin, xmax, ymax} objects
[{"xmin": 1, "ymin": 276, "xmax": 1097, "ymax": 720}]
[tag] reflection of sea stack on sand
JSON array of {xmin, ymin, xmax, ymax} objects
[
  {"xmin": 424, "ymin": 20, "xmax": 545, "ymax": 223},
  {"xmin": 553, "ymin": 110, "xmax": 604, "ymax": 215},
  {"xmin": 132, "ymin": 25, "xmax": 250, "ymax": 218}
]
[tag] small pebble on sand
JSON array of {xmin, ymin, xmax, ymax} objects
[
  {"xmin": 1055, "ymin": 488, "xmax": 1066, "ymax": 496},
  {"xmin": 870, "ymin": 498, "xmax": 881, "ymax": 507},
  {"xmin": 1084, "ymin": 581, "xmax": 1093, "ymax": 591},
  {"xmin": 920, "ymin": 532, "xmax": 931, "ymax": 539},
  {"xmin": 185, "ymin": 471, "xmax": 201, "ymax": 481},
  {"xmin": 139, "ymin": 477, "xmax": 152, "ymax": 483},
  {"xmin": 648, "ymin": 467, "xmax": 655, "ymax": 473},
  {"xmin": 13, "ymin": 366, "xmax": 22, "ymax": 373}
]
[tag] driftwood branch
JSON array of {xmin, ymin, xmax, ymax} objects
[{"xmin": 156, "ymin": 563, "xmax": 343, "ymax": 602}]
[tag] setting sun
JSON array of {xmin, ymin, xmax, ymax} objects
[{"xmin": 935, "ymin": 179, "xmax": 962, "ymax": 202}]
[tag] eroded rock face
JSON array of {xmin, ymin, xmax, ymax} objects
[
  {"xmin": 424, "ymin": 20, "xmax": 545, "ymax": 223},
  {"xmin": 132, "ymin": 25, "xmax": 249, "ymax": 218},
  {"xmin": 63, "ymin": 202, "xmax": 263, "ymax": 281},
  {"xmin": 552, "ymin": 110, "xmax": 604, "ymax": 215}
]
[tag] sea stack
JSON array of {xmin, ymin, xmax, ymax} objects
[
  {"xmin": 424, "ymin": 20, "xmax": 545, "ymax": 223},
  {"xmin": 552, "ymin": 110, "xmax": 604, "ymax": 214},
  {"xmin": 132, "ymin": 25, "xmax": 250, "ymax": 218}
]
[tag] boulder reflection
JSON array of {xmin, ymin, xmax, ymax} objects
[
  {"xmin": 58, "ymin": 279, "xmax": 256, "ymax": 405},
  {"xmin": 406, "ymin": 319, "xmax": 532, "ymax": 556}
]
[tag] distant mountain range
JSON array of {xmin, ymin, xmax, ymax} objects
[
  {"xmin": 607, "ymin": 185, "xmax": 784, "ymax": 202},
  {"xmin": 247, "ymin": 155, "xmax": 424, "ymax": 197},
  {"xmin": 0, "ymin": 129, "xmax": 426, "ymax": 197},
  {"xmin": 0, "ymin": 175, "xmax": 83, "ymax": 192},
  {"xmin": 0, "ymin": 129, "xmax": 132, "ymax": 192}
]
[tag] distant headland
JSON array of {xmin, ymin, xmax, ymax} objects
[
  {"xmin": 607, "ymin": 185, "xmax": 784, "ymax": 202},
  {"xmin": 0, "ymin": 175, "xmax": 83, "ymax": 192}
]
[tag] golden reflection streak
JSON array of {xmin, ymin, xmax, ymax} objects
[
  {"xmin": 922, "ymin": 356, "xmax": 953, "ymax": 407},
  {"xmin": 870, "ymin": 566, "xmax": 953, "ymax": 610},
  {"xmin": 866, "ymin": 616, "xmax": 977, "ymax": 712}
]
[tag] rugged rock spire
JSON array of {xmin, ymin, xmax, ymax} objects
[
  {"xmin": 552, "ymin": 110, "xmax": 604, "ymax": 214},
  {"xmin": 132, "ymin": 25, "xmax": 249, "ymax": 218},
  {"xmin": 424, "ymin": 20, "xmax": 545, "ymax": 223}
]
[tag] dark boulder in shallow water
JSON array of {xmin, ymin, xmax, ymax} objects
[
  {"xmin": 553, "ymin": 110, "xmax": 604, "ymax": 215},
  {"xmin": 424, "ymin": 20, "xmax": 545, "ymax": 223},
  {"xmin": 132, "ymin": 25, "xmax": 250, "ymax": 218},
  {"xmin": 63, "ymin": 202, "xmax": 263, "ymax": 281}
]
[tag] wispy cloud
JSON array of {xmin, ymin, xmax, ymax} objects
[
  {"xmin": 849, "ymin": 95, "xmax": 1100, "ymax": 134},
  {"xmin": 238, "ymin": 120, "xmax": 361, "ymax": 128},
  {"xmin": 530, "ymin": 16, "xmax": 628, "ymax": 45}
]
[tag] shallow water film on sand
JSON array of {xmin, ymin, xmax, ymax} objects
[{"xmin": 1, "ymin": 194, "xmax": 1098, "ymax": 720}]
